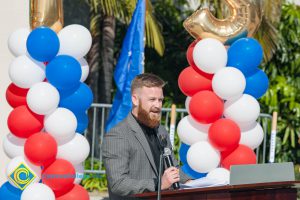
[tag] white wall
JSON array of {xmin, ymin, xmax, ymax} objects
[{"xmin": 0, "ymin": 0, "xmax": 29, "ymax": 184}]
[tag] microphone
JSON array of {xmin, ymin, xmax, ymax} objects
[{"xmin": 163, "ymin": 148, "xmax": 180, "ymax": 190}]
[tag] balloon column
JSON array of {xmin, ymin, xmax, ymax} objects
[
  {"xmin": 1, "ymin": 25, "xmax": 92, "ymax": 200},
  {"xmin": 177, "ymin": 0, "xmax": 268, "ymax": 181}
]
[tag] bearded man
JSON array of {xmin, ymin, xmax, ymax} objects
[{"xmin": 102, "ymin": 73, "xmax": 190, "ymax": 199}]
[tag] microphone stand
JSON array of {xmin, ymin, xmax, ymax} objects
[{"xmin": 157, "ymin": 151, "xmax": 164, "ymax": 200}]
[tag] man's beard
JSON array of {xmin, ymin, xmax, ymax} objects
[{"xmin": 137, "ymin": 103, "xmax": 161, "ymax": 128}]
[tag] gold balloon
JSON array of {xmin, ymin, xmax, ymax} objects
[
  {"xmin": 30, "ymin": 0, "xmax": 64, "ymax": 33},
  {"xmin": 183, "ymin": 0, "xmax": 262, "ymax": 45}
]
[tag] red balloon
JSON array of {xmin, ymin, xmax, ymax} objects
[
  {"xmin": 178, "ymin": 66, "xmax": 212, "ymax": 96},
  {"xmin": 221, "ymin": 144, "xmax": 257, "ymax": 170},
  {"xmin": 56, "ymin": 184, "xmax": 89, "ymax": 200},
  {"xmin": 42, "ymin": 159, "xmax": 75, "ymax": 193},
  {"xmin": 208, "ymin": 119, "xmax": 241, "ymax": 151},
  {"xmin": 7, "ymin": 105, "xmax": 44, "ymax": 138},
  {"xmin": 6, "ymin": 83, "xmax": 29, "ymax": 108},
  {"xmin": 189, "ymin": 91, "xmax": 224, "ymax": 124},
  {"xmin": 25, "ymin": 132, "xmax": 57, "ymax": 167},
  {"xmin": 186, "ymin": 40, "xmax": 213, "ymax": 80}
]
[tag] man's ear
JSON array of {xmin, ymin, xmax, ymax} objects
[{"xmin": 132, "ymin": 93, "xmax": 139, "ymax": 107}]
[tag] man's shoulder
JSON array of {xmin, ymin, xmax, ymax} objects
[{"xmin": 106, "ymin": 116, "xmax": 132, "ymax": 136}]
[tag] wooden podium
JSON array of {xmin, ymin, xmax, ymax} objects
[{"xmin": 134, "ymin": 181, "xmax": 300, "ymax": 200}]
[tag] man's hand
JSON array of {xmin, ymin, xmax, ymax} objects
[{"xmin": 161, "ymin": 167, "xmax": 180, "ymax": 190}]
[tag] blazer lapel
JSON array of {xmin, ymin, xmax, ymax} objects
[{"xmin": 127, "ymin": 114, "xmax": 158, "ymax": 176}]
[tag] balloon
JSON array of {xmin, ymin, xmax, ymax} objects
[
  {"xmin": 187, "ymin": 141, "xmax": 220, "ymax": 173},
  {"xmin": 192, "ymin": 38, "xmax": 227, "ymax": 74},
  {"xmin": 46, "ymin": 55, "xmax": 82, "ymax": 91},
  {"xmin": 224, "ymin": 94, "xmax": 260, "ymax": 127},
  {"xmin": 26, "ymin": 27, "xmax": 60, "ymax": 62},
  {"xmin": 75, "ymin": 112, "xmax": 89, "ymax": 134},
  {"xmin": 78, "ymin": 58, "xmax": 89, "ymax": 82},
  {"xmin": 177, "ymin": 115, "xmax": 209, "ymax": 145},
  {"xmin": 57, "ymin": 134, "xmax": 90, "ymax": 165},
  {"xmin": 0, "ymin": 182, "xmax": 22, "ymax": 200},
  {"xmin": 179, "ymin": 143, "xmax": 190, "ymax": 164},
  {"xmin": 30, "ymin": 0, "xmax": 64, "ymax": 33},
  {"xmin": 189, "ymin": 91, "xmax": 224, "ymax": 124},
  {"xmin": 58, "ymin": 24, "xmax": 92, "ymax": 59},
  {"xmin": 6, "ymin": 156, "xmax": 41, "ymax": 189},
  {"xmin": 178, "ymin": 66, "xmax": 212, "ymax": 96},
  {"xmin": 56, "ymin": 184, "xmax": 89, "ymax": 200},
  {"xmin": 181, "ymin": 164, "xmax": 207, "ymax": 179},
  {"xmin": 244, "ymin": 69, "xmax": 269, "ymax": 99},
  {"xmin": 27, "ymin": 82, "xmax": 60, "ymax": 115},
  {"xmin": 44, "ymin": 108, "xmax": 77, "ymax": 145},
  {"xmin": 212, "ymin": 67, "xmax": 246, "ymax": 100},
  {"xmin": 9, "ymin": 55, "xmax": 45, "ymax": 88},
  {"xmin": 74, "ymin": 163, "xmax": 84, "ymax": 184},
  {"xmin": 207, "ymin": 168, "xmax": 230, "ymax": 183},
  {"xmin": 185, "ymin": 96, "xmax": 191, "ymax": 114},
  {"xmin": 8, "ymin": 105, "xmax": 44, "ymax": 138},
  {"xmin": 21, "ymin": 183, "xmax": 55, "ymax": 200},
  {"xmin": 25, "ymin": 132, "xmax": 57, "ymax": 167},
  {"xmin": 221, "ymin": 144, "xmax": 257, "ymax": 170},
  {"xmin": 59, "ymin": 83, "xmax": 93, "ymax": 113},
  {"xmin": 239, "ymin": 122, "xmax": 264, "ymax": 149},
  {"xmin": 42, "ymin": 159, "xmax": 75, "ymax": 192},
  {"xmin": 6, "ymin": 83, "xmax": 29, "ymax": 108},
  {"xmin": 8, "ymin": 28, "xmax": 30, "ymax": 57},
  {"xmin": 227, "ymin": 38, "xmax": 263, "ymax": 76},
  {"xmin": 183, "ymin": 0, "xmax": 261, "ymax": 44},
  {"xmin": 3, "ymin": 133, "xmax": 26, "ymax": 159},
  {"xmin": 208, "ymin": 119, "xmax": 241, "ymax": 151}
]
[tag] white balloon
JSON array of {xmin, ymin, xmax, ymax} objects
[
  {"xmin": 9, "ymin": 55, "xmax": 45, "ymax": 88},
  {"xmin": 8, "ymin": 28, "xmax": 30, "ymax": 57},
  {"xmin": 224, "ymin": 94, "xmax": 260, "ymax": 127},
  {"xmin": 6, "ymin": 156, "xmax": 41, "ymax": 189},
  {"xmin": 58, "ymin": 24, "xmax": 92, "ymax": 59},
  {"xmin": 239, "ymin": 122, "xmax": 264, "ymax": 149},
  {"xmin": 27, "ymin": 82, "xmax": 60, "ymax": 115},
  {"xmin": 193, "ymin": 38, "xmax": 227, "ymax": 74},
  {"xmin": 185, "ymin": 96, "xmax": 191, "ymax": 114},
  {"xmin": 177, "ymin": 115, "xmax": 209, "ymax": 145},
  {"xmin": 78, "ymin": 58, "xmax": 89, "ymax": 82},
  {"xmin": 57, "ymin": 134, "xmax": 90, "ymax": 165},
  {"xmin": 207, "ymin": 168, "xmax": 230, "ymax": 183},
  {"xmin": 212, "ymin": 67, "xmax": 246, "ymax": 100},
  {"xmin": 187, "ymin": 141, "xmax": 220, "ymax": 173},
  {"xmin": 44, "ymin": 108, "xmax": 77, "ymax": 145},
  {"xmin": 3, "ymin": 133, "xmax": 25, "ymax": 158},
  {"xmin": 74, "ymin": 163, "xmax": 85, "ymax": 184},
  {"xmin": 21, "ymin": 183, "xmax": 55, "ymax": 200}
]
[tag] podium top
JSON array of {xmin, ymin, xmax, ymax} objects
[{"xmin": 134, "ymin": 181, "xmax": 300, "ymax": 199}]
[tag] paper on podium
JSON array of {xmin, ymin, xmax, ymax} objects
[{"xmin": 180, "ymin": 177, "xmax": 228, "ymax": 189}]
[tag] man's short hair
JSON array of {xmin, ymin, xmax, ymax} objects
[{"xmin": 131, "ymin": 73, "xmax": 166, "ymax": 94}]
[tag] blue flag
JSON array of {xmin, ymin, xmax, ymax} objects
[{"xmin": 105, "ymin": 0, "xmax": 145, "ymax": 132}]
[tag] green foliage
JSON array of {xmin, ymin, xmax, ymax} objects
[
  {"xmin": 82, "ymin": 159, "xmax": 108, "ymax": 191},
  {"xmin": 260, "ymin": 3, "xmax": 300, "ymax": 162}
]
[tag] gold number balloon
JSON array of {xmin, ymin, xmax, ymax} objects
[
  {"xmin": 183, "ymin": 0, "xmax": 262, "ymax": 45},
  {"xmin": 30, "ymin": 0, "xmax": 64, "ymax": 33}
]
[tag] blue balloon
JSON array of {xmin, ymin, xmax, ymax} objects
[
  {"xmin": 179, "ymin": 143, "xmax": 190, "ymax": 164},
  {"xmin": 59, "ymin": 83, "xmax": 93, "ymax": 113},
  {"xmin": 182, "ymin": 164, "xmax": 207, "ymax": 179},
  {"xmin": 0, "ymin": 182, "xmax": 22, "ymax": 200},
  {"xmin": 244, "ymin": 69, "xmax": 269, "ymax": 99},
  {"xmin": 46, "ymin": 55, "xmax": 82, "ymax": 91},
  {"xmin": 26, "ymin": 27, "xmax": 59, "ymax": 62},
  {"xmin": 75, "ymin": 112, "xmax": 89, "ymax": 133},
  {"xmin": 227, "ymin": 38, "xmax": 263, "ymax": 76}
]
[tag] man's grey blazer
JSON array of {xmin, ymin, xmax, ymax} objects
[{"xmin": 102, "ymin": 113, "xmax": 190, "ymax": 199}]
